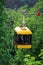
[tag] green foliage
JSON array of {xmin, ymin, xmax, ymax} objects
[
  {"xmin": 0, "ymin": 0, "xmax": 43, "ymax": 65},
  {"xmin": 24, "ymin": 54, "xmax": 42, "ymax": 65},
  {"xmin": 39, "ymin": 49, "xmax": 43, "ymax": 60}
]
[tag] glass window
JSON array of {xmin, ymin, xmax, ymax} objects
[
  {"xmin": 17, "ymin": 35, "xmax": 32, "ymax": 45},
  {"xmin": 14, "ymin": 32, "xmax": 32, "ymax": 45}
]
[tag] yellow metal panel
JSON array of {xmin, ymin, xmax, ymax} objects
[
  {"xmin": 17, "ymin": 30, "xmax": 32, "ymax": 34},
  {"xmin": 17, "ymin": 45, "xmax": 32, "ymax": 48}
]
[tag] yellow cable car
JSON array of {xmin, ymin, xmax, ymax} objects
[{"xmin": 14, "ymin": 10, "xmax": 32, "ymax": 48}]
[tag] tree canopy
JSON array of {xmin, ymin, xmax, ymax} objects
[{"xmin": 0, "ymin": 0, "xmax": 43, "ymax": 65}]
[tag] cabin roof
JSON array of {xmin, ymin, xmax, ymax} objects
[{"xmin": 14, "ymin": 27, "xmax": 32, "ymax": 34}]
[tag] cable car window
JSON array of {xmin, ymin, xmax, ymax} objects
[
  {"xmin": 17, "ymin": 35, "xmax": 32, "ymax": 45},
  {"xmin": 14, "ymin": 32, "xmax": 32, "ymax": 45}
]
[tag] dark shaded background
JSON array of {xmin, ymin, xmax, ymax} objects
[{"xmin": 6, "ymin": 0, "xmax": 38, "ymax": 9}]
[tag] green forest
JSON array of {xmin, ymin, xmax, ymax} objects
[{"xmin": 0, "ymin": 0, "xmax": 43, "ymax": 65}]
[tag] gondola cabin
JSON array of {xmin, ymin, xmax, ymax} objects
[
  {"xmin": 14, "ymin": 26, "xmax": 32, "ymax": 48},
  {"xmin": 14, "ymin": 10, "xmax": 32, "ymax": 48}
]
